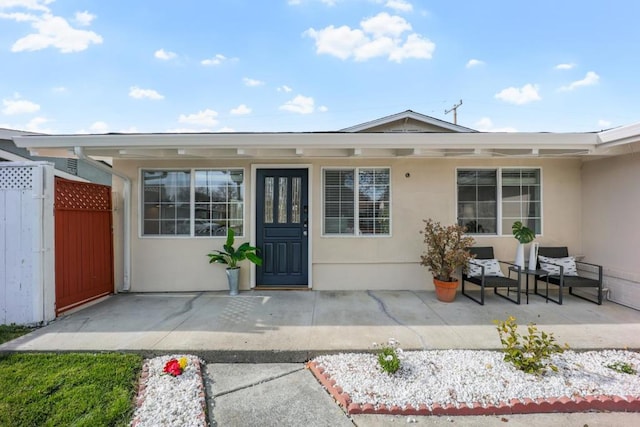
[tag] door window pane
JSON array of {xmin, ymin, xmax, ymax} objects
[
  {"xmin": 264, "ymin": 177, "xmax": 274, "ymax": 224},
  {"xmin": 291, "ymin": 177, "xmax": 301, "ymax": 224},
  {"xmin": 278, "ymin": 177, "xmax": 288, "ymax": 223}
]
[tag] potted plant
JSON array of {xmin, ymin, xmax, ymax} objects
[
  {"xmin": 207, "ymin": 228, "xmax": 262, "ymax": 296},
  {"xmin": 420, "ymin": 219, "xmax": 475, "ymax": 302},
  {"xmin": 511, "ymin": 221, "xmax": 536, "ymax": 269}
]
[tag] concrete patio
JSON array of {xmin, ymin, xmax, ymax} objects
[{"xmin": 2, "ymin": 290, "xmax": 638, "ymax": 361}]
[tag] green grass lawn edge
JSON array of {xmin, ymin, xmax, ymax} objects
[{"xmin": 0, "ymin": 352, "xmax": 143, "ymax": 427}]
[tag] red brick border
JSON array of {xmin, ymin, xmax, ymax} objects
[{"xmin": 307, "ymin": 361, "xmax": 640, "ymax": 416}]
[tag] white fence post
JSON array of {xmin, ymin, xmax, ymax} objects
[{"xmin": 0, "ymin": 162, "xmax": 55, "ymax": 325}]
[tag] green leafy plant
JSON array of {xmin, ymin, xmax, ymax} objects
[
  {"xmin": 512, "ymin": 221, "xmax": 536, "ymax": 244},
  {"xmin": 374, "ymin": 338, "xmax": 402, "ymax": 374},
  {"xmin": 607, "ymin": 361, "xmax": 637, "ymax": 375},
  {"xmin": 420, "ymin": 219, "xmax": 475, "ymax": 282},
  {"xmin": 207, "ymin": 228, "xmax": 262, "ymax": 269},
  {"xmin": 495, "ymin": 316, "xmax": 568, "ymax": 375}
]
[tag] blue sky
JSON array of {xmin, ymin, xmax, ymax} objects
[{"xmin": 1, "ymin": 0, "xmax": 639, "ymax": 134}]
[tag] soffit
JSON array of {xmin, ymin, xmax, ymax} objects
[{"xmin": 13, "ymin": 132, "xmax": 601, "ymax": 160}]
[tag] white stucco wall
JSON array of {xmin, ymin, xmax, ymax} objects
[
  {"xmin": 111, "ymin": 157, "xmax": 583, "ymax": 293},
  {"xmin": 581, "ymin": 154, "xmax": 640, "ymax": 310}
]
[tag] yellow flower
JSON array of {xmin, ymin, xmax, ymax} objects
[{"xmin": 179, "ymin": 357, "xmax": 188, "ymax": 370}]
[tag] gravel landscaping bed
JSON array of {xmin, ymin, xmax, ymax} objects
[
  {"xmin": 131, "ymin": 354, "xmax": 207, "ymax": 427},
  {"xmin": 311, "ymin": 349, "xmax": 640, "ymax": 414}
]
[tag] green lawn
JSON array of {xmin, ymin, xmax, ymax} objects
[
  {"xmin": 0, "ymin": 324, "xmax": 34, "ymax": 345},
  {"xmin": 0, "ymin": 353, "xmax": 142, "ymax": 427}
]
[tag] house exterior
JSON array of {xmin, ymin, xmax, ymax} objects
[
  {"xmin": 1, "ymin": 128, "xmax": 112, "ymax": 185},
  {"xmin": 12, "ymin": 111, "xmax": 640, "ymax": 310}
]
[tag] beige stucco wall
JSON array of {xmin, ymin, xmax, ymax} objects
[
  {"xmin": 581, "ymin": 154, "xmax": 640, "ymax": 309},
  {"xmin": 111, "ymin": 157, "xmax": 583, "ymax": 293}
]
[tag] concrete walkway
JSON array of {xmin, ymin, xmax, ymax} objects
[
  {"xmin": 2, "ymin": 290, "xmax": 639, "ymax": 426},
  {"xmin": 2, "ymin": 290, "xmax": 639, "ymax": 359}
]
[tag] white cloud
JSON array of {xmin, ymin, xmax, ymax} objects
[
  {"xmin": 201, "ymin": 53, "xmax": 230, "ymax": 66},
  {"xmin": 51, "ymin": 86, "xmax": 66, "ymax": 93},
  {"xmin": 89, "ymin": 121, "xmax": 109, "ymax": 133},
  {"xmin": 230, "ymin": 104, "xmax": 251, "ymax": 115},
  {"xmin": 25, "ymin": 116, "xmax": 52, "ymax": 133},
  {"xmin": 305, "ymin": 12, "xmax": 434, "ymax": 63},
  {"xmin": 2, "ymin": 97, "xmax": 40, "ymax": 114},
  {"xmin": 155, "ymin": 48, "xmax": 176, "ymax": 60},
  {"xmin": 279, "ymin": 95, "xmax": 316, "ymax": 114},
  {"xmin": 361, "ymin": 12, "xmax": 412, "ymax": 38},
  {"xmin": 216, "ymin": 126, "xmax": 235, "ymax": 132},
  {"xmin": 178, "ymin": 109, "xmax": 219, "ymax": 126},
  {"xmin": 8, "ymin": 12, "xmax": 102, "ymax": 53},
  {"xmin": 0, "ymin": 11, "xmax": 38, "ymax": 21},
  {"xmin": 559, "ymin": 71, "xmax": 600, "ymax": 91},
  {"xmin": 277, "ymin": 85, "xmax": 293, "ymax": 93},
  {"xmin": 129, "ymin": 86, "xmax": 164, "ymax": 100},
  {"xmin": 474, "ymin": 117, "xmax": 517, "ymax": 132},
  {"xmin": 495, "ymin": 83, "xmax": 541, "ymax": 105},
  {"xmin": 385, "ymin": 0, "xmax": 413, "ymax": 13},
  {"xmin": 597, "ymin": 119, "xmax": 612, "ymax": 128},
  {"xmin": 0, "ymin": 1, "xmax": 54, "ymax": 12},
  {"xmin": 243, "ymin": 77, "xmax": 265, "ymax": 87},
  {"xmin": 318, "ymin": 105, "xmax": 328, "ymax": 112},
  {"xmin": 466, "ymin": 59, "xmax": 485, "ymax": 68},
  {"xmin": 555, "ymin": 63, "xmax": 575, "ymax": 70},
  {"xmin": 74, "ymin": 10, "xmax": 95, "ymax": 26}
]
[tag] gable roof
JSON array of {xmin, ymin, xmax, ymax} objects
[{"xmin": 340, "ymin": 110, "xmax": 477, "ymax": 133}]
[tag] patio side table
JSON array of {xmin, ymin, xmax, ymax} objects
[{"xmin": 509, "ymin": 267, "xmax": 548, "ymax": 304}]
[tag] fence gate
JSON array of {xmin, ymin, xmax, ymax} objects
[{"xmin": 55, "ymin": 177, "xmax": 113, "ymax": 314}]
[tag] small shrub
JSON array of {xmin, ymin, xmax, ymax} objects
[
  {"xmin": 607, "ymin": 361, "xmax": 637, "ymax": 375},
  {"xmin": 374, "ymin": 338, "xmax": 402, "ymax": 374},
  {"xmin": 494, "ymin": 316, "xmax": 568, "ymax": 375}
]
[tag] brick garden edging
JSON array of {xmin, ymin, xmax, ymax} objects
[{"xmin": 307, "ymin": 361, "xmax": 640, "ymax": 416}]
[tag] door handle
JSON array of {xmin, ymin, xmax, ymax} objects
[{"xmin": 303, "ymin": 230, "xmax": 308, "ymax": 236}]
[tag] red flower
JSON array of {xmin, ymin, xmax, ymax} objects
[{"xmin": 163, "ymin": 358, "xmax": 183, "ymax": 376}]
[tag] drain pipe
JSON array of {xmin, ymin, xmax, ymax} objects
[{"xmin": 74, "ymin": 147, "xmax": 131, "ymax": 291}]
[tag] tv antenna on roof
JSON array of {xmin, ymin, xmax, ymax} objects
[{"xmin": 445, "ymin": 99, "xmax": 463, "ymax": 124}]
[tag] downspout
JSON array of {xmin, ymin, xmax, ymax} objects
[{"xmin": 74, "ymin": 147, "xmax": 131, "ymax": 291}]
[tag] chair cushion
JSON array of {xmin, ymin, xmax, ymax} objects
[
  {"xmin": 467, "ymin": 259, "xmax": 505, "ymax": 277},
  {"xmin": 538, "ymin": 255, "xmax": 578, "ymax": 276}
]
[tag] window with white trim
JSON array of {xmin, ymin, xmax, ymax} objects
[
  {"xmin": 141, "ymin": 169, "xmax": 244, "ymax": 237},
  {"xmin": 457, "ymin": 168, "xmax": 541, "ymax": 235},
  {"xmin": 323, "ymin": 168, "xmax": 390, "ymax": 236}
]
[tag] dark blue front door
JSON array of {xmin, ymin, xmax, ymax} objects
[{"xmin": 256, "ymin": 169, "xmax": 308, "ymax": 286}]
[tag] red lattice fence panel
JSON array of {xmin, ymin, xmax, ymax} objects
[{"xmin": 55, "ymin": 177, "xmax": 113, "ymax": 314}]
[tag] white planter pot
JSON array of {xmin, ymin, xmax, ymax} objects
[
  {"xmin": 515, "ymin": 243, "xmax": 525, "ymax": 269},
  {"xmin": 528, "ymin": 242, "xmax": 539, "ymax": 270}
]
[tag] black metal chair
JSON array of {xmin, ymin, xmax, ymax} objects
[
  {"xmin": 461, "ymin": 247, "xmax": 522, "ymax": 305},
  {"xmin": 535, "ymin": 247, "xmax": 603, "ymax": 305}
]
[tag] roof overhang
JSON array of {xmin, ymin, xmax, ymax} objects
[
  {"xmin": 12, "ymin": 131, "xmax": 602, "ymax": 160},
  {"xmin": 594, "ymin": 122, "xmax": 640, "ymax": 156}
]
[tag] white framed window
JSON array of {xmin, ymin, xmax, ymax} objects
[
  {"xmin": 141, "ymin": 168, "xmax": 244, "ymax": 237},
  {"xmin": 323, "ymin": 167, "xmax": 391, "ymax": 236},
  {"xmin": 457, "ymin": 168, "xmax": 541, "ymax": 235}
]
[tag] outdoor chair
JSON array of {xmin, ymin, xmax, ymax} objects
[
  {"xmin": 461, "ymin": 247, "xmax": 522, "ymax": 305},
  {"xmin": 535, "ymin": 246, "xmax": 603, "ymax": 305}
]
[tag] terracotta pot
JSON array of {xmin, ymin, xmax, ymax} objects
[{"xmin": 433, "ymin": 278, "xmax": 459, "ymax": 302}]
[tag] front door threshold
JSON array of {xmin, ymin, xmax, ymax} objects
[{"xmin": 253, "ymin": 286, "xmax": 310, "ymax": 291}]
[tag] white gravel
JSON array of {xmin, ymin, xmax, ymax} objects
[
  {"xmin": 131, "ymin": 354, "xmax": 206, "ymax": 427},
  {"xmin": 313, "ymin": 349, "xmax": 640, "ymax": 409}
]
